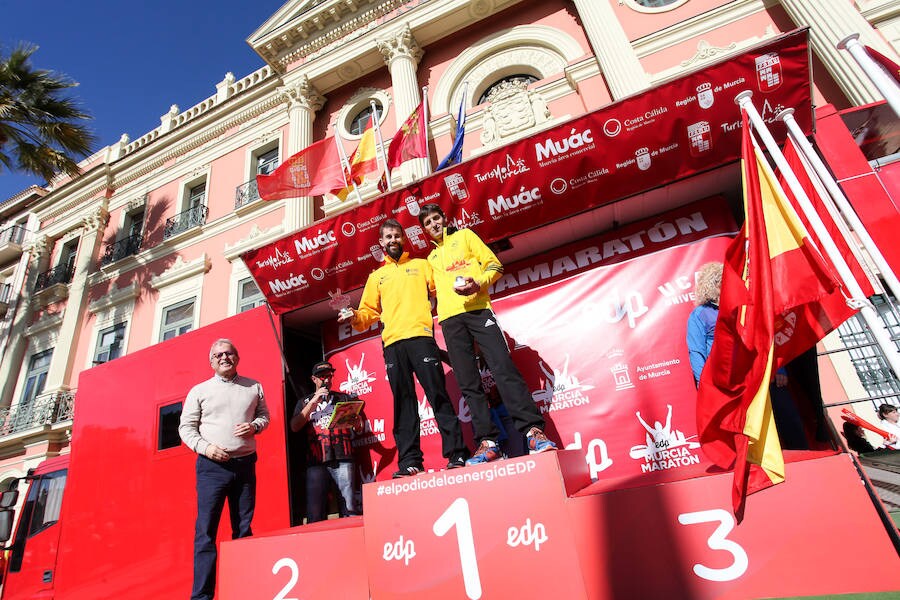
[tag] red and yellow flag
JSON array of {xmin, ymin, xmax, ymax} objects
[
  {"xmin": 697, "ymin": 112, "xmax": 855, "ymax": 518},
  {"xmin": 349, "ymin": 115, "xmax": 381, "ymax": 182}
]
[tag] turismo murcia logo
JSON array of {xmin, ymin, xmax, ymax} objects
[
  {"xmin": 628, "ymin": 405, "xmax": 701, "ymax": 473},
  {"xmin": 474, "ymin": 154, "xmax": 531, "ymax": 184},
  {"xmin": 255, "ymin": 247, "xmax": 294, "ymax": 270}
]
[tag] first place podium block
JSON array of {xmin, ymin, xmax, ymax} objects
[{"xmin": 362, "ymin": 450, "xmax": 591, "ymax": 599}]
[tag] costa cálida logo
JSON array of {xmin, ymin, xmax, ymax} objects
[
  {"xmin": 687, "ymin": 121, "xmax": 712, "ymax": 157},
  {"xmin": 755, "ymin": 52, "xmax": 782, "ymax": 92}
]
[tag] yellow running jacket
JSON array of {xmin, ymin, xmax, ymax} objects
[
  {"xmin": 352, "ymin": 251, "xmax": 436, "ymax": 347},
  {"xmin": 426, "ymin": 227, "xmax": 503, "ymax": 323}
]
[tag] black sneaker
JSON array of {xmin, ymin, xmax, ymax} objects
[
  {"xmin": 392, "ymin": 465, "xmax": 422, "ymax": 478},
  {"xmin": 447, "ymin": 455, "xmax": 467, "ymax": 469}
]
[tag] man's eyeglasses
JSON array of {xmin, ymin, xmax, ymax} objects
[{"xmin": 212, "ymin": 351, "xmax": 236, "ymax": 359}]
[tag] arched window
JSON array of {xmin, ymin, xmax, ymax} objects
[
  {"xmin": 478, "ymin": 75, "xmax": 538, "ymax": 105},
  {"xmin": 348, "ymin": 102, "xmax": 383, "ymax": 135},
  {"xmin": 623, "ymin": 0, "xmax": 689, "ymax": 12}
]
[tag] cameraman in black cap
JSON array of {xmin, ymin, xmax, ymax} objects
[{"xmin": 290, "ymin": 361, "xmax": 362, "ymax": 522}]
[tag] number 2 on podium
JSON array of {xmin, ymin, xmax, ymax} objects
[{"xmin": 433, "ymin": 497, "xmax": 482, "ymax": 600}]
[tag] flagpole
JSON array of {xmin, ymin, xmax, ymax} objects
[
  {"xmin": 370, "ymin": 101, "xmax": 392, "ymax": 192},
  {"xmin": 737, "ymin": 91, "xmax": 900, "ymax": 380},
  {"xmin": 422, "ymin": 85, "xmax": 432, "ymax": 176},
  {"xmin": 777, "ymin": 108, "xmax": 900, "ymax": 301},
  {"xmin": 837, "ymin": 34, "xmax": 900, "ymax": 118},
  {"xmin": 334, "ymin": 128, "xmax": 363, "ymax": 204}
]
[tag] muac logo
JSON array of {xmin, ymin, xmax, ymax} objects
[
  {"xmin": 339, "ymin": 354, "xmax": 377, "ymax": 397},
  {"xmin": 531, "ymin": 354, "xmax": 594, "ymax": 413},
  {"xmin": 628, "ymin": 404, "xmax": 701, "ymax": 473}
]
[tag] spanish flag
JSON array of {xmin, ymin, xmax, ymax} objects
[
  {"xmin": 348, "ymin": 114, "xmax": 381, "ymax": 183},
  {"xmin": 696, "ymin": 112, "xmax": 853, "ymax": 519}
]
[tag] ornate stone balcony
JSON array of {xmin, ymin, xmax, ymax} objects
[
  {"xmin": 163, "ymin": 204, "xmax": 208, "ymax": 241},
  {"xmin": 0, "ymin": 390, "xmax": 74, "ymax": 438}
]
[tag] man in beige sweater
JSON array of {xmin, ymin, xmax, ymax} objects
[{"xmin": 179, "ymin": 338, "xmax": 269, "ymax": 600}]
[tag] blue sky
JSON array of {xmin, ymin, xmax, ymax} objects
[{"xmin": 0, "ymin": 0, "xmax": 288, "ymax": 202}]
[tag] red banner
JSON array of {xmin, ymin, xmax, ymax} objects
[
  {"xmin": 244, "ymin": 31, "xmax": 811, "ymax": 314},
  {"xmin": 323, "ymin": 199, "xmax": 737, "ymax": 484}
]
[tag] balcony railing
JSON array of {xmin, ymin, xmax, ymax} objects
[
  {"xmin": 235, "ymin": 179, "xmax": 260, "ymax": 209},
  {"xmin": 0, "ymin": 283, "xmax": 11, "ymax": 304},
  {"xmin": 0, "ymin": 390, "xmax": 74, "ymax": 437},
  {"xmin": 163, "ymin": 204, "xmax": 208, "ymax": 240},
  {"xmin": 35, "ymin": 263, "xmax": 74, "ymax": 291},
  {"xmin": 100, "ymin": 234, "xmax": 143, "ymax": 267},
  {"xmin": 0, "ymin": 224, "xmax": 26, "ymax": 246}
]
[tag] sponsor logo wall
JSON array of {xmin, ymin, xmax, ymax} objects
[
  {"xmin": 244, "ymin": 31, "xmax": 810, "ymax": 314},
  {"xmin": 320, "ymin": 199, "xmax": 737, "ymax": 485}
]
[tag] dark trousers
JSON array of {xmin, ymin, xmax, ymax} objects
[
  {"xmin": 384, "ymin": 336, "xmax": 467, "ymax": 468},
  {"xmin": 191, "ymin": 453, "xmax": 257, "ymax": 600},
  {"xmin": 442, "ymin": 309, "xmax": 544, "ymax": 443}
]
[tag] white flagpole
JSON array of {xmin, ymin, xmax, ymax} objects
[
  {"xmin": 736, "ymin": 91, "xmax": 900, "ymax": 380},
  {"xmin": 333, "ymin": 128, "xmax": 363, "ymax": 204},
  {"xmin": 422, "ymin": 85, "xmax": 432, "ymax": 176},
  {"xmin": 777, "ymin": 108, "xmax": 900, "ymax": 301},
  {"xmin": 370, "ymin": 101, "xmax": 391, "ymax": 192},
  {"xmin": 837, "ymin": 34, "xmax": 900, "ymax": 118}
]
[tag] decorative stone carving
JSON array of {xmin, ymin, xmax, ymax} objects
[
  {"xmin": 80, "ymin": 205, "xmax": 110, "ymax": 234},
  {"xmin": 25, "ymin": 235, "xmax": 49, "ymax": 261},
  {"xmin": 377, "ymin": 24, "xmax": 424, "ymax": 67},
  {"xmin": 479, "ymin": 81, "xmax": 552, "ymax": 146},
  {"xmin": 680, "ymin": 40, "xmax": 738, "ymax": 67},
  {"xmin": 277, "ymin": 76, "xmax": 325, "ymax": 112}
]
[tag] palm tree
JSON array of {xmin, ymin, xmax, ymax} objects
[{"xmin": 0, "ymin": 44, "xmax": 95, "ymax": 183}]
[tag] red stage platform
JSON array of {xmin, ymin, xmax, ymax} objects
[{"xmin": 219, "ymin": 452, "xmax": 900, "ymax": 599}]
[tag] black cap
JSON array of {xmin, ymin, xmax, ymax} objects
[{"xmin": 312, "ymin": 360, "xmax": 335, "ymax": 376}]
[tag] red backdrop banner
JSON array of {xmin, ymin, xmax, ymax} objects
[
  {"xmin": 243, "ymin": 31, "xmax": 810, "ymax": 314},
  {"xmin": 322, "ymin": 198, "xmax": 738, "ymax": 484}
]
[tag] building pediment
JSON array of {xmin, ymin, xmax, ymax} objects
[{"xmin": 248, "ymin": 0, "xmax": 385, "ymax": 70}]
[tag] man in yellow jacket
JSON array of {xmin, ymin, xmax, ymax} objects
[
  {"xmin": 418, "ymin": 204, "xmax": 557, "ymax": 465},
  {"xmin": 338, "ymin": 219, "xmax": 469, "ymax": 477}
]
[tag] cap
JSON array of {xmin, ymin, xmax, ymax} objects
[{"xmin": 312, "ymin": 360, "xmax": 335, "ymax": 376}]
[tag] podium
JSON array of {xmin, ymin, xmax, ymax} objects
[{"xmin": 219, "ymin": 452, "xmax": 900, "ymax": 599}]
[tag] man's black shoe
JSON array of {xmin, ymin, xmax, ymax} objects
[{"xmin": 392, "ymin": 465, "xmax": 423, "ymax": 478}]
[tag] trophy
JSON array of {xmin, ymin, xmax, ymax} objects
[
  {"xmin": 454, "ymin": 275, "xmax": 466, "ymax": 289},
  {"xmin": 328, "ymin": 288, "xmax": 354, "ymax": 320}
]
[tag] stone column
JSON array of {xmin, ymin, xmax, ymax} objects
[
  {"xmin": 0, "ymin": 232, "xmax": 48, "ymax": 408},
  {"xmin": 277, "ymin": 75, "xmax": 325, "ymax": 232},
  {"xmin": 42, "ymin": 204, "xmax": 109, "ymax": 394},
  {"xmin": 378, "ymin": 24, "xmax": 427, "ymax": 182},
  {"xmin": 780, "ymin": 0, "xmax": 896, "ymax": 106},
  {"xmin": 570, "ymin": 0, "xmax": 649, "ymax": 100}
]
